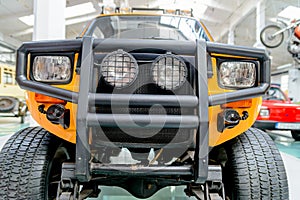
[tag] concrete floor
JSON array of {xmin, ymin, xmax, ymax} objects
[{"xmin": 0, "ymin": 116, "xmax": 300, "ymax": 199}]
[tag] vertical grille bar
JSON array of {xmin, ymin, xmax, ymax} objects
[
  {"xmin": 76, "ymin": 36, "xmax": 94, "ymax": 182},
  {"xmin": 164, "ymin": 57, "xmax": 167, "ymax": 89},
  {"xmin": 194, "ymin": 40, "xmax": 209, "ymax": 183},
  {"xmin": 172, "ymin": 57, "xmax": 174, "ymax": 90}
]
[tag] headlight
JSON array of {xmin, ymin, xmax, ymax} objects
[
  {"xmin": 218, "ymin": 61, "xmax": 256, "ymax": 88},
  {"xmin": 100, "ymin": 49, "xmax": 138, "ymax": 88},
  {"xmin": 32, "ymin": 56, "xmax": 71, "ymax": 82},
  {"xmin": 152, "ymin": 54, "xmax": 187, "ymax": 90},
  {"xmin": 259, "ymin": 108, "xmax": 270, "ymax": 117}
]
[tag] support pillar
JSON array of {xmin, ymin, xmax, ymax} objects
[
  {"xmin": 254, "ymin": 0, "xmax": 265, "ymax": 47},
  {"xmin": 33, "ymin": 0, "xmax": 66, "ymax": 41},
  {"xmin": 288, "ymin": 65, "xmax": 300, "ymax": 103},
  {"xmin": 227, "ymin": 28, "xmax": 235, "ymax": 45}
]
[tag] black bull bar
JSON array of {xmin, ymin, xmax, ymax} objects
[{"xmin": 16, "ymin": 37, "xmax": 270, "ymax": 183}]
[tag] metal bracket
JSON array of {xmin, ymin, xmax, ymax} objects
[
  {"xmin": 59, "ymin": 162, "xmax": 101, "ymax": 199},
  {"xmin": 56, "ymin": 180, "xmax": 78, "ymax": 200},
  {"xmin": 185, "ymin": 165, "xmax": 225, "ymax": 200},
  {"xmin": 186, "ymin": 183, "xmax": 225, "ymax": 200}
]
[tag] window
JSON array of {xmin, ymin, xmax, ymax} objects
[
  {"xmin": 3, "ymin": 72, "xmax": 13, "ymax": 84},
  {"xmin": 92, "ymin": 26, "xmax": 105, "ymax": 39},
  {"xmin": 86, "ymin": 15, "xmax": 210, "ymax": 42}
]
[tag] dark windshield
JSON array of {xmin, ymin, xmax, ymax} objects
[{"xmin": 84, "ymin": 15, "xmax": 209, "ymax": 41}]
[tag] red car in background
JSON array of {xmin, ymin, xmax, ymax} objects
[{"xmin": 254, "ymin": 84, "xmax": 300, "ymax": 140}]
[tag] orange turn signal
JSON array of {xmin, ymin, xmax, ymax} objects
[
  {"xmin": 35, "ymin": 93, "xmax": 66, "ymax": 104},
  {"xmin": 221, "ymin": 99, "xmax": 252, "ymax": 108}
]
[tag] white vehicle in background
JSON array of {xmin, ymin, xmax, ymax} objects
[{"xmin": 0, "ymin": 64, "xmax": 27, "ymax": 123}]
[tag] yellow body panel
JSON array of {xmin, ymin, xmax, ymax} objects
[
  {"xmin": 208, "ymin": 98, "xmax": 261, "ymax": 146},
  {"xmin": 26, "ymin": 54, "xmax": 80, "ymax": 143},
  {"xmin": 24, "ymin": 13, "xmax": 262, "ymax": 146},
  {"xmin": 27, "ymin": 91, "xmax": 77, "ymax": 143},
  {"xmin": 26, "ymin": 49, "xmax": 262, "ymax": 146},
  {"xmin": 206, "ymin": 57, "xmax": 262, "ymax": 146}
]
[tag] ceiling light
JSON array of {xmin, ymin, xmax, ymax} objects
[
  {"xmin": 18, "ymin": 2, "xmax": 96, "ymax": 26},
  {"xmin": 19, "ymin": 15, "xmax": 34, "ymax": 26},
  {"xmin": 65, "ymin": 2, "xmax": 96, "ymax": 19},
  {"xmin": 193, "ymin": 4, "xmax": 208, "ymax": 16},
  {"xmin": 277, "ymin": 6, "xmax": 300, "ymax": 20},
  {"xmin": 277, "ymin": 63, "xmax": 292, "ymax": 70}
]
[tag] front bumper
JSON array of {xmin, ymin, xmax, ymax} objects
[
  {"xmin": 16, "ymin": 37, "xmax": 270, "ymax": 184},
  {"xmin": 254, "ymin": 120, "xmax": 300, "ymax": 130},
  {"xmin": 253, "ymin": 120, "xmax": 277, "ymax": 130}
]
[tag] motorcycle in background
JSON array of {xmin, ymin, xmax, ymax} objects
[{"xmin": 260, "ymin": 18, "xmax": 300, "ymax": 63}]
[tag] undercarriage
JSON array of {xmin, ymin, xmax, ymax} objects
[{"xmin": 57, "ymin": 161, "xmax": 225, "ymax": 199}]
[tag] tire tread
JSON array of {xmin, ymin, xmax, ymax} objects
[
  {"xmin": 225, "ymin": 128, "xmax": 289, "ymax": 200},
  {"xmin": 0, "ymin": 127, "xmax": 56, "ymax": 200}
]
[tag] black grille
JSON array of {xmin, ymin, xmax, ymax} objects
[
  {"xmin": 92, "ymin": 52, "xmax": 195, "ymax": 146},
  {"xmin": 94, "ymin": 127, "xmax": 189, "ymax": 145}
]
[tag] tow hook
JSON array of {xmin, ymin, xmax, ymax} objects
[
  {"xmin": 38, "ymin": 104, "xmax": 70, "ymax": 129},
  {"xmin": 217, "ymin": 109, "xmax": 248, "ymax": 132}
]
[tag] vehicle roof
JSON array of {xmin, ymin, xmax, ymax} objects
[{"xmin": 95, "ymin": 13, "xmax": 197, "ymax": 20}]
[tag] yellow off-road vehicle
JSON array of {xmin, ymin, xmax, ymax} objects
[
  {"xmin": 0, "ymin": 64, "xmax": 27, "ymax": 123},
  {"xmin": 0, "ymin": 8, "xmax": 288, "ymax": 199}
]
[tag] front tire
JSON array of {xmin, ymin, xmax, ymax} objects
[
  {"xmin": 224, "ymin": 128, "xmax": 289, "ymax": 199},
  {"xmin": 291, "ymin": 130, "xmax": 300, "ymax": 141},
  {"xmin": 260, "ymin": 25, "xmax": 284, "ymax": 48},
  {"xmin": 0, "ymin": 127, "xmax": 74, "ymax": 199}
]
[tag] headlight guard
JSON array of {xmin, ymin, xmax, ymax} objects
[
  {"xmin": 152, "ymin": 53, "xmax": 187, "ymax": 90},
  {"xmin": 100, "ymin": 49, "xmax": 138, "ymax": 88}
]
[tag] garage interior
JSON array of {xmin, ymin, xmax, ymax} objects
[{"xmin": 0, "ymin": 0, "xmax": 300, "ymax": 199}]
